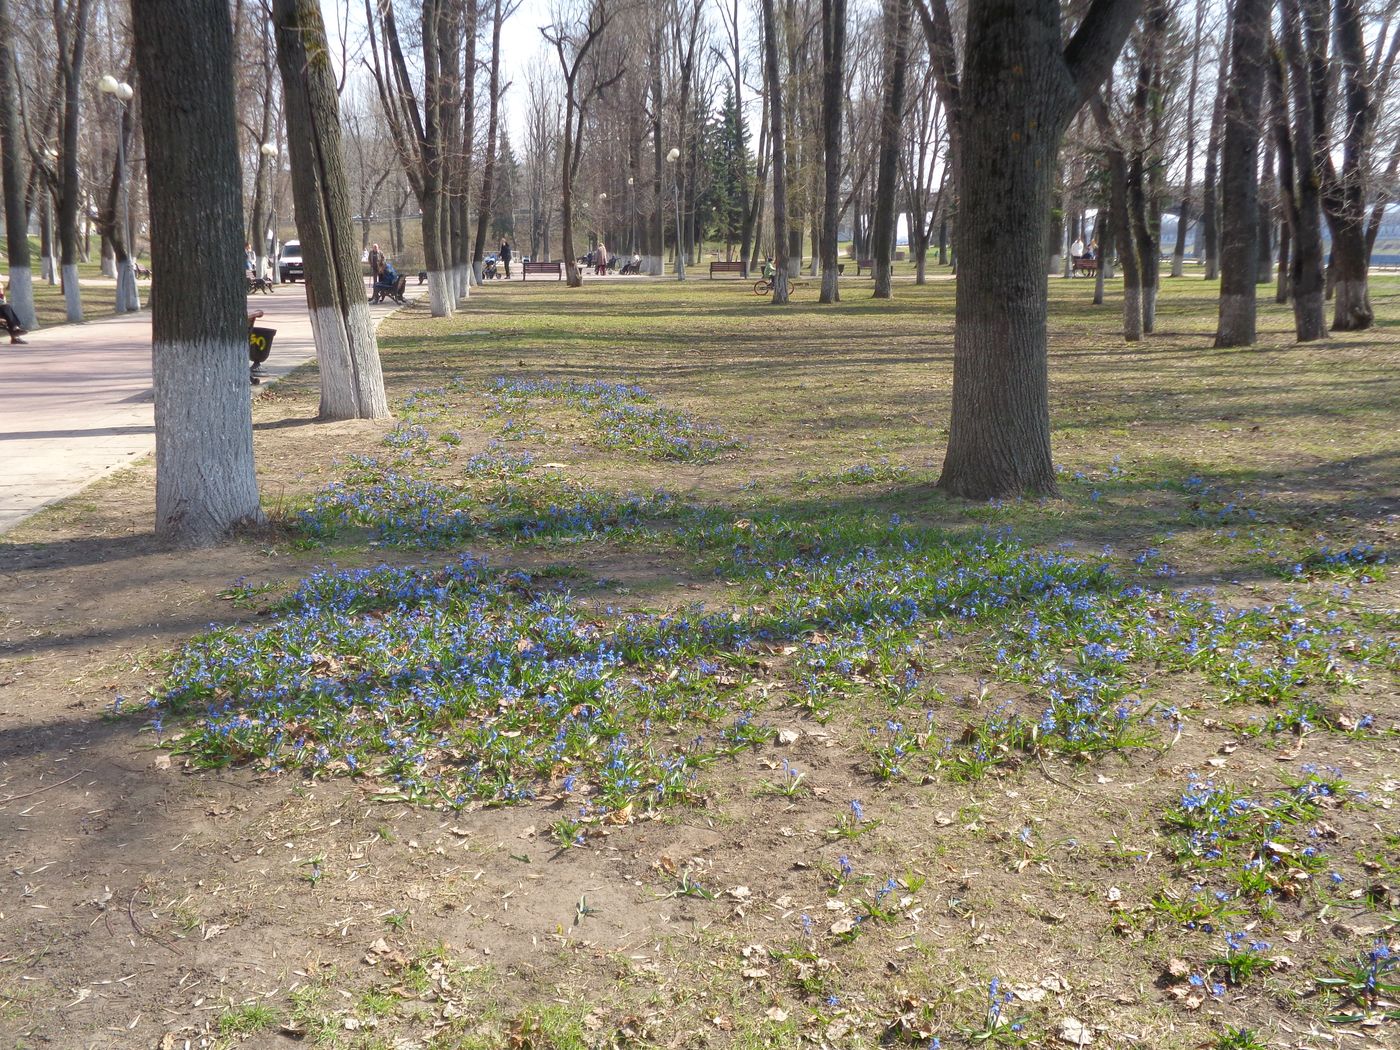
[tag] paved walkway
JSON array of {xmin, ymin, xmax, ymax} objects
[{"xmin": 0, "ymin": 283, "xmax": 409, "ymax": 535}]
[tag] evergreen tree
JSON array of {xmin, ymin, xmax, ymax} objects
[
  {"xmin": 492, "ymin": 131, "xmax": 520, "ymax": 240},
  {"xmin": 706, "ymin": 87, "xmax": 748, "ymax": 251}
]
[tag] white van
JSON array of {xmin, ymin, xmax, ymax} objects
[{"xmin": 278, "ymin": 240, "xmax": 304, "ymax": 283}]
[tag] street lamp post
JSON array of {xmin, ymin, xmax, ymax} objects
[
  {"xmin": 666, "ymin": 147, "xmax": 684, "ymax": 281},
  {"xmin": 41, "ymin": 146, "xmax": 57, "ymax": 285},
  {"xmin": 259, "ymin": 141, "xmax": 277, "ymax": 280},
  {"xmin": 98, "ymin": 75, "xmax": 139, "ymax": 312}
]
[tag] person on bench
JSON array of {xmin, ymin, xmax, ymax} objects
[
  {"xmin": 370, "ymin": 261, "xmax": 406, "ymax": 304},
  {"xmin": 0, "ymin": 282, "xmax": 28, "ymax": 344}
]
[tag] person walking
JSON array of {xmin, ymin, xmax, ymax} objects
[
  {"xmin": 500, "ymin": 238, "xmax": 512, "ymax": 279},
  {"xmin": 595, "ymin": 242, "xmax": 609, "ymax": 276},
  {"xmin": 368, "ymin": 243, "xmax": 385, "ymax": 281}
]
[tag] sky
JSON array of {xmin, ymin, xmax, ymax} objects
[{"xmin": 325, "ymin": 0, "xmax": 567, "ymax": 142}]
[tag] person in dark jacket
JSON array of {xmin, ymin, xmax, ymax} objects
[
  {"xmin": 500, "ymin": 239, "xmax": 512, "ymax": 278},
  {"xmin": 0, "ymin": 283, "xmax": 27, "ymax": 344}
]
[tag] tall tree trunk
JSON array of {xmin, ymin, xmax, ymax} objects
[
  {"xmin": 0, "ymin": 0, "xmax": 35, "ymax": 329},
  {"xmin": 937, "ymin": 0, "xmax": 1140, "ymax": 500},
  {"xmin": 1324, "ymin": 0, "xmax": 1373, "ymax": 330},
  {"xmin": 1201, "ymin": 20, "xmax": 1231, "ymax": 281},
  {"xmin": 871, "ymin": 0, "xmax": 910, "ymax": 299},
  {"xmin": 1275, "ymin": 210, "xmax": 1291, "ymax": 302},
  {"xmin": 761, "ymin": 0, "xmax": 790, "ymax": 303},
  {"xmin": 1278, "ymin": 0, "xmax": 1326, "ymax": 341},
  {"xmin": 1094, "ymin": 90, "xmax": 1142, "ymax": 341},
  {"xmin": 133, "ymin": 0, "xmax": 262, "ymax": 544},
  {"xmin": 274, "ymin": 0, "xmax": 389, "ymax": 421},
  {"xmin": 1214, "ymin": 0, "xmax": 1268, "ymax": 347},
  {"xmin": 248, "ymin": 15, "xmax": 275, "ymax": 278},
  {"xmin": 818, "ymin": 0, "xmax": 847, "ymax": 303},
  {"xmin": 473, "ymin": 0, "xmax": 503, "ymax": 282},
  {"xmin": 57, "ymin": 0, "xmax": 93, "ymax": 323},
  {"xmin": 1171, "ymin": 1, "xmax": 1204, "ymax": 277}
]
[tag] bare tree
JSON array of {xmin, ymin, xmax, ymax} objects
[
  {"xmin": 133, "ymin": 0, "xmax": 262, "ymax": 544},
  {"xmin": 543, "ymin": 0, "xmax": 624, "ymax": 287},
  {"xmin": 274, "ymin": 0, "xmax": 390, "ymax": 421},
  {"xmin": 0, "ymin": 0, "xmax": 35, "ymax": 329}
]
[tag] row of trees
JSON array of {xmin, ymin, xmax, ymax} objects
[{"xmin": 3, "ymin": 0, "xmax": 1396, "ymax": 543}]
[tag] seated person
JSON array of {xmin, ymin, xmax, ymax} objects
[
  {"xmin": 372, "ymin": 262, "xmax": 404, "ymax": 299},
  {"xmin": 0, "ymin": 283, "xmax": 28, "ymax": 344}
]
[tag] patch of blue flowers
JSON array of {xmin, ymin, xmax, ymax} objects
[{"xmin": 487, "ymin": 377, "xmax": 741, "ymax": 463}]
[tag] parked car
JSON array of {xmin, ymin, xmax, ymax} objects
[{"xmin": 278, "ymin": 240, "xmax": 304, "ymax": 283}]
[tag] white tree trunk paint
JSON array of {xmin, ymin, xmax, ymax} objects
[
  {"xmin": 42, "ymin": 254, "xmax": 56, "ymax": 284},
  {"xmin": 257, "ymin": 253, "xmax": 269, "ymax": 278},
  {"xmin": 427, "ymin": 270, "xmax": 452, "ymax": 316},
  {"xmin": 1142, "ymin": 286, "xmax": 1158, "ymax": 333},
  {"xmin": 116, "ymin": 259, "xmax": 141, "ymax": 312},
  {"xmin": 7, "ymin": 265, "xmax": 36, "ymax": 330},
  {"xmin": 100, "ymin": 252, "xmax": 116, "ymax": 278},
  {"xmin": 152, "ymin": 336, "xmax": 264, "ymax": 545},
  {"xmin": 643, "ymin": 255, "xmax": 662, "ymax": 276},
  {"xmin": 470, "ymin": 260, "xmax": 483, "ymax": 284},
  {"xmin": 308, "ymin": 302, "xmax": 389, "ymax": 421},
  {"xmin": 61, "ymin": 263, "xmax": 81, "ymax": 322}
]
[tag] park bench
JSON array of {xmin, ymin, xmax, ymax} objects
[
  {"xmin": 709, "ymin": 260, "xmax": 747, "ymax": 278},
  {"xmin": 856, "ymin": 258, "xmax": 875, "ymax": 276},
  {"xmin": 1072, "ymin": 257, "xmax": 1098, "ymax": 277},
  {"xmin": 522, "ymin": 260, "xmax": 564, "ymax": 281}
]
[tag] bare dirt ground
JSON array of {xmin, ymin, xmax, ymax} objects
[{"xmin": 1, "ymin": 275, "xmax": 1397, "ymax": 1050}]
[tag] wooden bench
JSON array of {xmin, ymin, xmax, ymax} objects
[
  {"xmin": 522, "ymin": 260, "xmax": 564, "ymax": 280},
  {"xmin": 856, "ymin": 258, "xmax": 875, "ymax": 276},
  {"xmin": 709, "ymin": 260, "xmax": 748, "ymax": 278},
  {"xmin": 1072, "ymin": 257, "xmax": 1098, "ymax": 277}
]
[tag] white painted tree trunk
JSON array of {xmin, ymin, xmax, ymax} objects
[
  {"xmin": 42, "ymin": 255, "xmax": 56, "ymax": 283},
  {"xmin": 61, "ymin": 263, "xmax": 81, "ymax": 321},
  {"xmin": 1141, "ymin": 286, "xmax": 1157, "ymax": 334},
  {"xmin": 643, "ymin": 255, "xmax": 662, "ymax": 275},
  {"xmin": 310, "ymin": 301, "xmax": 389, "ymax": 420},
  {"xmin": 153, "ymin": 335, "xmax": 264, "ymax": 543},
  {"xmin": 257, "ymin": 252, "xmax": 269, "ymax": 278},
  {"xmin": 100, "ymin": 248, "xmax": 116, "ymax": 277},
  {"xmin": 116, "ymin": 259, "xmax": 141, "ymax": 312},
  {"xmin": 471, "ymin": 260, "xmax": 483, "ymax": 283},
  {"xmin": 427, "ymin": 270, "xmax": 453, "ymax": 316},
  {"xmin": 7, "ymin": 265, "xmax": 35, "ymax": 329}
]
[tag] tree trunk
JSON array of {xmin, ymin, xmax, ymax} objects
[
  {"xmin": 1201, "ymin": 20, "xmax": 1231, "ymax": 281},
  {"xmin": 1278, "ymin": 0, "xmax": 1326, "ymax": 341},
  {"xmin": 1275, "ymin": 211, "xmax": 1290, "ymax": 302},
  {"xmin": 1170, "ymin": 4, "xmax": 1204, "ymax": 277},
  {"xmin": 871, "ymin": 0, "xmax": 910, "ymax": 299},
  {"xmin": 133, "ymin": 0, "xmax": 263, "ymax": 544},
  {"xmin": 473, "ymin": 0, "xmax": 503, "ymax": 283},
  {"xmin": 1100, "ymin": 101, "xmax": 1141, "ymax": 340},
  {"xmin": 818, "ymin": 0, "xmax": 847, "ymax": 303},
  {"xmin": 938, "ymin": 0, "xmax": 1140, "ymax": 500},
  {"xmin": 1323, "ymin": 0, "xmax": 1373, "ymax": 330},
  {"xmin": 761, "ymin": 0, "xmax": 790, "ymax": 304},
  {"xmin": 274, "ymin": 0, "xmax": 389, "ymax": 422},
  {"xmin": 1214, "ymin": 0, "xmax": 1267, "ymax": 348},
  {"xmin": 0, "ymin": 0, "xmax": 35, "ymax": 329},
  {"xmin": 57, "ymin": 0, "xmax": 93, "ymax": 323}
]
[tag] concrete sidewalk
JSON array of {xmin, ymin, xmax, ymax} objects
[{"xmin": 0, "ymin": 284, "xmax": 408, "ymax": 535}]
